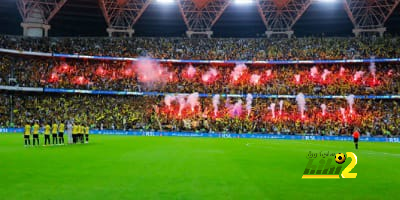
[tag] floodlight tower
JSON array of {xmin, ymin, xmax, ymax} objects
[
  {"xmin": 344, "ymin": 0, "xmax": 400, "ymax": 37},
  {"xmin": 99, "ymin": 0, "xmax": 152, "ymax": 37},
  {"xmin": 178, "ymin": 0, "xmax": 231, "ymax": 38},
  {"xmin": 257, "ymin": 0, "xmax": 312, "ymax": 38},
  {"xmin": 17, "ymin": 0, "xmax": 68, "ymax": 37}
]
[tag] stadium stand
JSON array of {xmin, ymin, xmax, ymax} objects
[
  {"xmin": 0, "ymin": 93, "xmax": 397, "ymax": 136},
  {"xmin": 0, "ymin": 35, "xmax": 399, "ymax": 136},
  {"xmin": 0, "ymin": 54, "xmax": 399, "ymax": 95},
  {"xmin": 1, "ymin": 35, "xmax": 400, "ymax": 60}
]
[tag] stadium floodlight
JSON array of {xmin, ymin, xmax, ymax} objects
[
  {"xmin": 156, "ymin": 0, "xmax": 175, "ymax": 4},
  {"xmin": 234, "ymin": 0, "xmax": 254, "ymax": 4},
  {"xmin": 317, "ymin": 0, "xmax": 338, "ymax": 2}
]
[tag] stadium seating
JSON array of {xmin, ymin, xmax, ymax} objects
[
  {"xmin": 0, "ymin": 93, "xmax": 397, "ymax": 136},
  {"xmin": 1, "ymin": 35, "xmax": 400, "ymax": 60},
  {"xmin": 0, "ymin": 35, "xmax": 399, "ymax": 136},
  {"xmin": 0, "ymin": 55, "xmax": 399, "ymax": 95}
]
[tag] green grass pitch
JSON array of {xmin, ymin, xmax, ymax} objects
[{"xmin": 1, "ymin": 133, "xmax": 399, "ymax": 200}]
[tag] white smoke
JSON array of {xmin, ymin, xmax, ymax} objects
[
  {"xmin": 353, "ymin": 71, "xmax": 365, "ymax": 81},
  {"xmin": 230, "ymin": 100, "xmax": 243, "ymax": 117},
  {"xmin": 340, "ymin": 107, "xmax": 346, "ymax": 120},
  {"xmin": 225, "ymin": 97, "xmax": 232, "ymax": 109},
  {"xmin": 266, "ymin": 69, "xmax": 272, "ymax": 77},
  {"xmin": 246, "ymin": 93, "xmax": 253, "ymax": 116},
  {"xmin": 321, "ymin": 69, "xmax": 331, "ymax": 81},
  {"xmin": 250, "ymin": 74, "xmax": 261, "ymax": 85},
  {"xmin": 294, "ymin": 74, "xmax": 301, "ymax": 83},
  {"xmin": 164, "ymin": 94, "xmax": 176, "ymax": 108},
  {"xmin": 212, "ymin": 94, "xmax": 220, "ymax": 116},
  {"xmin": 135, "ymin": 58, "xmax": 169, "ymax": 89},
  {"xmin": 187, "ymin": 92, "xmax": 199, "ymax": 112},
  {"xmin": 202, "ymin": 68, "xmax": 218, "ymax": 82},
  {"xmin": 296, "ymin": 93, "xmax": 306, "ymax": 118},
  {"xmin": 177, "ymin": 94, "xmax": 187, "ymax": 116},
  {"xmin": 321, "ymin": 104, "xmax": 327, "ymax": 116},
  {"xmin": 269, "ymin": 103, "xmax": 276, "ymax": 118},
  {"xmin": 187, "ymin": 64, "xmax": 196, "ymax": 78},
  {"xmin": 340, "ymin": 66, "xmax": 345, "ymax": 76},
  {"xmin": 310, "ymin": 66, "xmax": 318, "ymax": 78},
  {"xmin": 369, "ymin": 62, "xmax": 376, "ymax": 79},
  {"xmin": 231, "ymin": 63, "xmax": 247, "ymax": 81},
  {"xmin": 346, "ymin": 94, "xmax": 355, "ymax": 114}
]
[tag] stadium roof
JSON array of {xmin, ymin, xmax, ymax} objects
[{"xmin": 0, "ymin": 0, "xmax": 399, "ymax": 37}]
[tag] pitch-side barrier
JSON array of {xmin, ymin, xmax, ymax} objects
[{"xmin": 1, "ymin": 128, "xmax": 399, "ymax": 143}]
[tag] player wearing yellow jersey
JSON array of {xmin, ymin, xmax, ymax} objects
[
  {"xmin": 58, "ymin": 122, "xmax": 65, "ymax": 144},
  {"xmin": 77, "ymin": 124, "xmax": 81, "ymax": 143},
  {"xmin": 72, "ymin": 123, "xmax": 78, "ymax": 144},
  {"xmin": 32, "ymin": 121, "xmax": 40, "ymax": 146},
  {"xmin": 79, "ymin": 124, "xmax": 84, "ymax": 144},
  {"xmin": 52, "ymin": 122, "xmax": 58, "ymax": 145},
  {"xmin": 24, "ymin": 122, "xmax": 31, "ymax": 146},
  {"xmin": 85, "ymin": 125, "xmax": 90, "ymax": 143},
  {"xmin": 44, "ymin": 123, "xmax": 51, "ymax": 145}
]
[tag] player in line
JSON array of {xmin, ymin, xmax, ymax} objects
[
  {"xmin": 79, "ymin": 123, "xmax": 84, "ymax": 144},
  {"xmin": 58, "ymin": 122, "xmax": 65, "ymax": 144},
  {"xmin": 24, "ymin": 122, "xmax": 31, "ymax": 147},
  {"xmin": 23, "ymin": 120, "xmax": 88, "ymax": 147},
  {"xmin": 32, "ymin": 121, "xmax": 40, "ymax": 146},
  {"xmin": 52, "ymin": 122, "xmax": 58, "ymax": 145},
  {"xmin": 85, "ymin": 124, "xmax": 90, "ymax": 143},
  {"xmin": 44, "ymin": 122, "xmax": 51, "ymax": 146},
  {"xmin": 72, "ymin": 122, "xmax": 79, "ymax": 144},
  {"xmin": 23, "ymin": 120, "xmax": 43, "ymax": 147}
]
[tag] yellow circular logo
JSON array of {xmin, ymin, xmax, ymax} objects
[{"xmin": 335, "ymin": 153, "xmax": 346, "ymax": 164}]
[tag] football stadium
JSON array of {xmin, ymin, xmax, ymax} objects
[{"xmin": 1, "ymin": 0, "xmax": 400, "ymax": 199}]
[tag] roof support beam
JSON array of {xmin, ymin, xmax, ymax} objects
[
  {"xmin": 17, "ymin": 0, "xmax": 68, "ymax": 37},
  {"xmin": 99, "ymin": 0, "xmax": 151, "ymax": 37},
  {"xmin": 178, "ymin": 0, "xmax": 231, "ymax": 38},
  {"xmin": 344, "ymin": 0, "xmax": 400, "ymax": 37},
  {"xmin": 257, "ymin": 0, "xmax": 311, "ymax": 38}
]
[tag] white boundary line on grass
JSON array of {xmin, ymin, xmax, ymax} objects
[
  {"xmin": 245, "ymin": 141, "xmax": 400, "ymax": 158},
  {"xmin": 361, "ymin": 151, "xmax": 400, "ymax": 158}
]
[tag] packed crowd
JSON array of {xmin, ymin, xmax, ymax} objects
[
  {"xmin": 1, "ymin": 35, "xmax": 400, "ymax": 60},
  {"xmin": 0, "ymin": 35, "xmax": 399, "ymax": 136},
  {"xmin": 1, "ymin": 54, "xmax": 400, "ymax": 95},
  {"xmin": 0, "ymin": 94, "xmax": 398, "ymax": 136}
]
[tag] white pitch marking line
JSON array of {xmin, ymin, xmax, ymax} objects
[{"xmin": 245, "ymin": 141, "xmax": 400, "ymax": 157}]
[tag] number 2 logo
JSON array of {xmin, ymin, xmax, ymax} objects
[{"xmin": 341, "ymin": 152, "xmax": 357, "ymax": 178}]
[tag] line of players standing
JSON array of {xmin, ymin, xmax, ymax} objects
[{"xmin": 24, "ymin": 121, "xmax": 90, "ymax": 146}]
